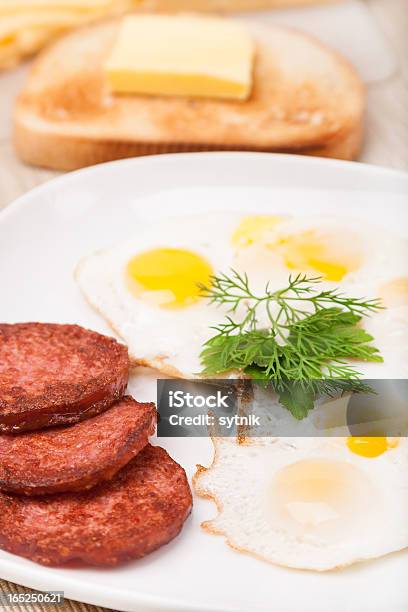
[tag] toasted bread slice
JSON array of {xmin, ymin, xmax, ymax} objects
[{"xmin": 14, "ymin": 18, "xmax": 364, "ymax": 170}]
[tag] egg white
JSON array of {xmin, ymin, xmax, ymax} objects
[{"xmin": 194, "ymin": 435, "xmax": 408, "ymax": 571}]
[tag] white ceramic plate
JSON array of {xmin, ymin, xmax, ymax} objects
[{"xmin": 0, "ymin": 153, "xmax": 407, "ymax": 612}]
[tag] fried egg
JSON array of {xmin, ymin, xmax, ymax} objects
[
  {"xmin": 76, "ymin": 214, "xmax": 235, "ymax": 376},
  {"xmin": 194, "ymin": 435, "xmax": 408, "ymax": 570},
  {"xmin": 77, "ymin": 212, "xmax": 408, "ymax": 571},
  {"xmin": 76, "ymin": 212, "xmax": 408, "ymax": 377}
]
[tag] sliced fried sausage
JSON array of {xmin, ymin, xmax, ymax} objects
[
  {"xmin": 0, "ymin": 445, "xmax": 192, "ymax": 566},
  {"xmin": 0, "ymin": 323, "xmax": 129, "ymax": 432},
  {"xmin": 0, "ymin": 396, "xmax": 156, "ymax": 495}
]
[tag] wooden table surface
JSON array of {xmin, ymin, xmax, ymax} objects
[{"xmin": 0, "ymin": 1, "xmax": 407, "ymax": 611}]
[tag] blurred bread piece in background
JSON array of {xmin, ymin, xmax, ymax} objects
[
  {"xmin": 0, "ymin": 0, "xmax": 340, "ymax": 71},
  {"xmin": 0, "ymin": 0, "xmax": 137, "ymax": 70},
  {"xmin": 14, "ymin": 18, "xmax": 364, "ymax": 170}
]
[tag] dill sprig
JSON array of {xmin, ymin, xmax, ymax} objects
[{"xmin": 199, "ymin": 271, "xmax": 383, "ymax": 419}]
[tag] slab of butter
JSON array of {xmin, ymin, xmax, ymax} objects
[{"xmin": 105, "ymin": 15, "xmax": 254, "ymax": 100}]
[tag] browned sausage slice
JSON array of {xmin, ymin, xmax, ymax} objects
[
  {"xmin": 0, "ymin": 323, "xmax": 129, "ymax": 432},
  {"xmin": 0, "ymin": 445, "xmax": 192, "ymax": 566},
  {"xmin": 0, "ymin": 396, "xmax": 156, "ymax": 495}
]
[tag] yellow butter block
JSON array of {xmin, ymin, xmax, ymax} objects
[{"xmin": 105, "ymin": 15, "xmax": 254, "ymax": 100}]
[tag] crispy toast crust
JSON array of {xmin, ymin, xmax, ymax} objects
[
  {"xmin": 14, "ymin": 120, "xmax": 363, "ymax": 171},
  {"xmin": 14, "ymin": 19, "xmax": 364, "ymax": 169}
]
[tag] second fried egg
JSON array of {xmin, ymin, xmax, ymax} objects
[
  {"xmin": 76, "ymin": 212, "xmax": 408, "ymax": 377},
  {"xmin": 194, "ymin": 435, "xmax": 408, "ymax": 570}
]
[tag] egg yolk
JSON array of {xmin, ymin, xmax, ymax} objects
[
  {"xmin": 270, "ymin": 459, "xmax": 375, "ymax": 542},
  {"xmin": 379, "ymin": 277, "xmax": 408, "ymax": 307},
  {"xmin": 347, "ymin": 436, "xmax": 398, "ymax": 458},
  {"xmin": 126, "ymin": 248, "xmax": 213, "ymax": 308},
  {"xmin": 233, "ymin": 219, "xmax": 362, "ymax": 282},
  {"xmin": 275, "ymin": 230, "xmax": 362, "ymax": 282},
  {"xmin": 232, "ymin": 215, "xmax": 284, "ymax": 248}
]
